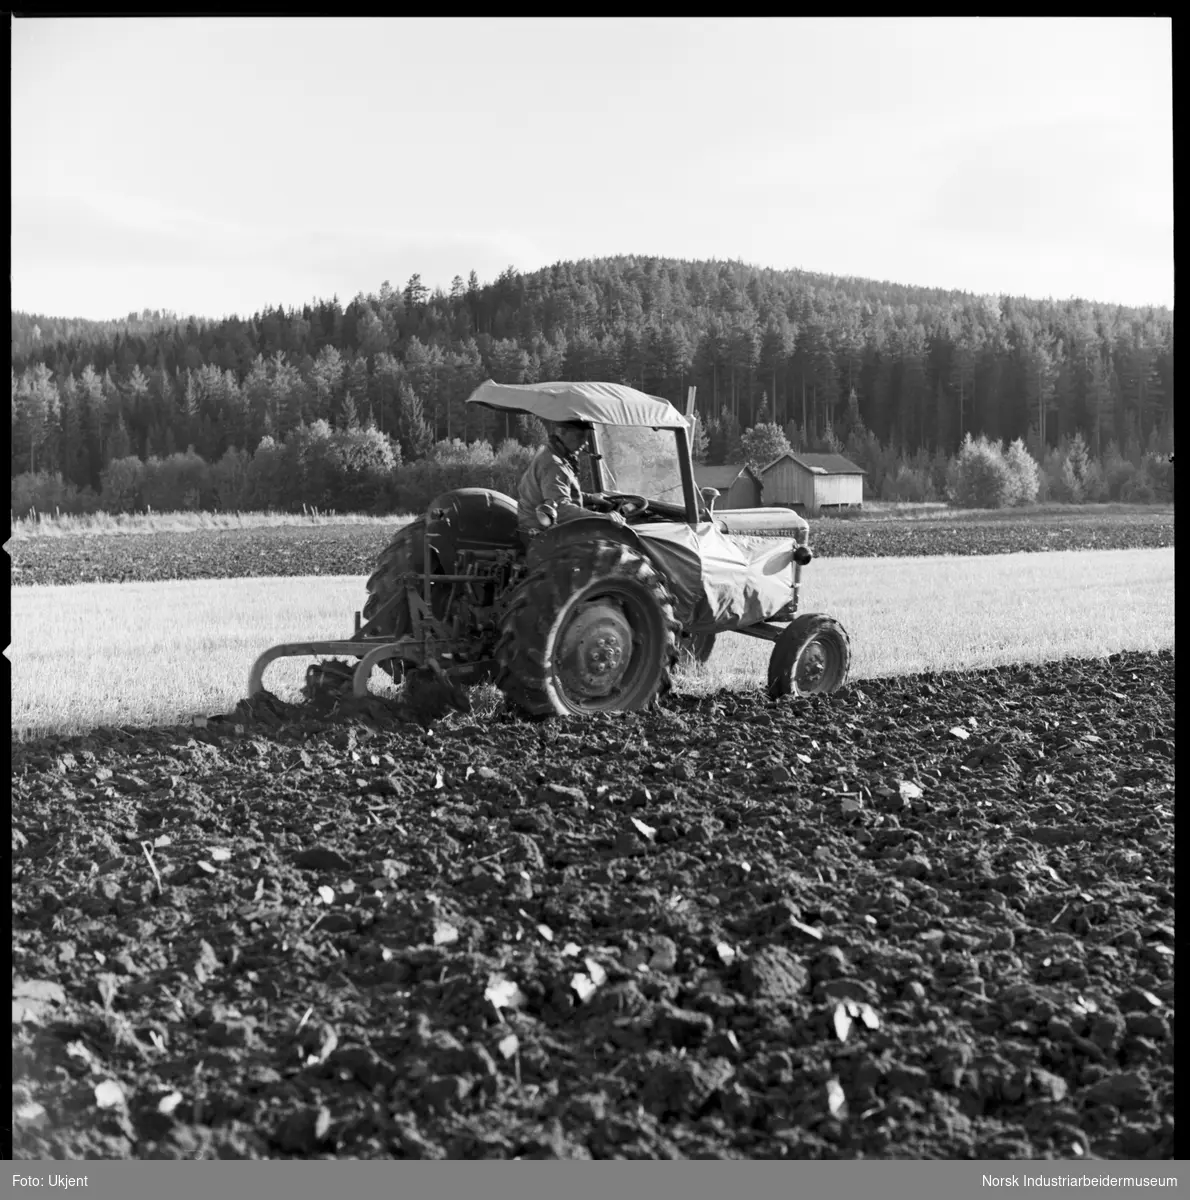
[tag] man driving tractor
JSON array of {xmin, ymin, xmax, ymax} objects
[{"xmin": 517, "ymin": 419, "xmax": 626, "ymax": 545}]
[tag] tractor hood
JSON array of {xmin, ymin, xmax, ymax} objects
[{"xmin": 714, "ymin": 506, "xmax": 810, "ymax": 543}]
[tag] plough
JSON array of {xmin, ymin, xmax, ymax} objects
[{"xmin": 247, "ymin": 520, "xmax": 499, "ymax": 702}]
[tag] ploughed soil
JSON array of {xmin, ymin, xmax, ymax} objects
[
  {"xmin": 7, "ymin": 507, "xmax": 1175, "ymax": 586},
  {"xmin": 12, "ymin": 650, "xmax": 1174, "ymax": 1160}
]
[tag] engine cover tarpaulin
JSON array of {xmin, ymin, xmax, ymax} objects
[{"xmin": 635, "ymin": 521, "xmax": 796, "ymax": 632}]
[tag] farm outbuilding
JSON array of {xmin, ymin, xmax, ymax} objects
[
  {"xmin": 692, "ymin": 463, "xmax": 763, "ymax": 510},
  {"xmin": 759, "ymin": 452, "xmax": 866, "ymax": 512}
]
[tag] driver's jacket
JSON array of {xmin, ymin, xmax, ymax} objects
[{"xmin": 517, "ymin": 440, "xmax": 588, "ymax": 535}]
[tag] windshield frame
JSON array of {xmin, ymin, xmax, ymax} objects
[{"xmin": 587, "ymin": 422, "xmax": 699, "ymax": 524}]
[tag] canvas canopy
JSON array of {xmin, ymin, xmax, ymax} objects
[{"xmin": 465, "ymin": 380, "xmax": 688, "ymax": 430}]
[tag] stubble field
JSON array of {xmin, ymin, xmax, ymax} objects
[{"xmin": 10, "ymin": 506, "xmax": 1176, "ymax": 1161}]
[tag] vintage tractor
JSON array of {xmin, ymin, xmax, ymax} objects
[{"xmin": 248, "ymin": 380, "xmax": 851, "ymax": 717}]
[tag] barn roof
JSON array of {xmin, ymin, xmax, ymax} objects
[
  {"xmin": 693, "ymin": 463, "xmax": 762, "ymax": 488},
  {"xmin": 761, "ymin": 451, "xmax": 867, "ymax": 476}
]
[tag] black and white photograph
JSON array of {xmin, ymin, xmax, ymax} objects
[{"xmin": 10, "ymin": 16, "xmax": 1174, "ymax": 1176}]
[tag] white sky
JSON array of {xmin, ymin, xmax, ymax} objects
[{"xmin": 11, "ymin": 17, "xmax": 1173, "ymax": 321}]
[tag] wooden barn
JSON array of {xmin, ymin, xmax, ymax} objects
[
  {"xmin": 692, "ymin": 463, "xmax": 763, "ymax": 510},
  {"xmin": 759, "ymin": 452, "xmax": 866, "ymax": 512}
]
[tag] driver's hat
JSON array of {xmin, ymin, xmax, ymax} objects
[{"xmin": 552, "ymin": 419, "xmax": 591, "ymax": 433}]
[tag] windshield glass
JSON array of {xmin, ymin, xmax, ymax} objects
[{"xmin": 590, "ymin": 424, "xmax": 686, "ymax": 506}]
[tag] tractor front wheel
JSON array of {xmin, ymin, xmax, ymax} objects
[
  {"xmin": 496, "ymin": 539, "xmax": 680, "ymax": 717},
  {"xmin": 767, "ymin": 614, "xmax": 851, "ymax": 699}
]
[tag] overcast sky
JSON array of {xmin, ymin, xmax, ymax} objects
[{"xmin": 11, "ymin": 17, "xmax": 1173, "ymax": 321}]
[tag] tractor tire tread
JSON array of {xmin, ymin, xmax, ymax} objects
[{"xmin": 494, "ymin": 538, "xmax": 680, "ymax": 718}]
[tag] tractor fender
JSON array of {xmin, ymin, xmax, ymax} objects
[
  {"xmin": 527, "ymin": 516, "xmax": 702, "ymax": 627},
  {"xmin": 526, "ymin": 515, "xmax": 648, "ymax": 570}
]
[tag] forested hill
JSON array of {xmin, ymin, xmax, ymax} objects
[{"xmin": 11, "ymin": 256, "xmax": 1173, "ymax": 492}]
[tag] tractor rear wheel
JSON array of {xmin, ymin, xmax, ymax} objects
[
  {"xmin": 362, "ymin": 518, "xmax": 427, "ymax": 680},
  {"xmin": 496, "ymin": 538, "xmax": 680, "ymax": 717},
  {"xmin": 767, "ymin": 614, "xmax": 851, "ymax": 699}
]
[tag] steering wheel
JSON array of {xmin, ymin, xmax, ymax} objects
[
  {"xmin": 614, "ymin": 494, "xmax": 650, "ymax": 519},
  {"xmin": 590, "ymin": 493, "xmax": 650, "ymax": 519}
]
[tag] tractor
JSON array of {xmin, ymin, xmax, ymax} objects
[{"xmin": 248, "ymin": 380, "xmax": 851, "ymax": 718}]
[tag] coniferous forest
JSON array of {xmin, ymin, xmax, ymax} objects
[{"xmin": 10, "ymin": 256, "xmax": 1174, "ymax": 516}]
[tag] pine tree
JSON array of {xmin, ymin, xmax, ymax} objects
[
  {"xmin": 702, "ymin": 415, "xmax": 722, "ymax": 465},
  {"xmin": 345, "ymin": 354, "xmax": 369, "ymax": 415},
  {"xmin": 241, "ymin": 355, "xmax": 272, "ymax": 448},
  {"xmin": 534, "ymin": 330, "xmax": 567, "ymax": 384},
  {"xmin": 620, "ymin": 323, "xmax": 650, "ymax": 390},
  {"xmin": 948, "ymin": 325, "xmax": 979, "ymax": 446},
  {"xmin": 448, "ymin": 339, "xmax": 487, "ymax": 440},
  {"xmin": 77, "ymin": 365, "xmax": 105, "ymax": 491},
  {"xmin": 403, "ymin": 337, "xmax": 443, "ymax": 435},
  {"xmin": 126, "ymin": 364, "xmax": 150, "ymax": 426},
  {"xmin": 515, "ymin": 413, "xmax": 549, "ymax": 448},
  {"xmin": 355, "ymin": 308, "xmax": 388, "ymax": 358},
  {"xmin": 396, "ymin": 382, "xmax": 435, "ymax": 461},
  {"xmin": 725, "ymin": 414, "xmax": 744, "ymax": 463},
  {"xmin": 403, "ymin": 273, "xmax": 430, "ymax": 311},
  {"xmin": 811, "ymin": 424, "xmax": 843, "ymax": 455},
  {"xmin": 14, "ymin": 364, "xmax": 60, "ymax": 474},
  {"xmin": 693, "ymin": 319, "xmax": 728, "ymax": 416},
  {"xmin": 107, "ymin": 414, "xmax": 133, "ymax": 461},
  {"xmin": 837, "ymin": 386, "xmax": 862, "ymax": 444},
  {"xmin": 1084, "ymin": 351, "xmax": 1112, "ymax": 458},
  {"xmin": 759, "ymin": 314, "xmax": 793, "ymax": 425},
  {"xmin": 933, "ymin": 379, "xmax": 951, "ymax": 454},
  {"xmin": 726, "ymin": 310, "xmax": 760, "ymax": 422},
  {"xmin": 308, "ymin": 344, "xmax": 346, "ymax": 421},
  {"xmin": 657, "ymin": 322, "xmax": 694, "ymax": 396},
  {"xmin": 371, "ymin": 351, "xmax": 404, "ymax": 436},
  {"xmin": 896, "ymin": 325, "xmax": 929, "ymax": 452},
  {"xmin": 1022, "ymin": 332, "xmax": 1058, "ymax": 452},
  {"xmin": 486, "ymin": 339, "xmax": 531, "ymax": 439},
  {"xmin": 58, "ymin": 372, "xmax": 85, "ymax": 487},
  {"xmin": 341, "ymin": 393, "xmax": 360, "ymax": 430},
  {"xmin": 270, "ymin": 352, "xmax": 307, "ymax": 438},
  {"xmin": 1060, "ymin": 431, "xmax": 1092, "ymax": 501},
  {"xmin": 707, "ymin": 412, "xmax": 743, "ymax": 464}
]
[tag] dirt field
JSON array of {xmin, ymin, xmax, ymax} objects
[
  {"xmin": 7, "ymin": 506, "xmax": 1175, "ymax": 587},
  {"xmin": 12, "ymin": 649, "xmax": 1174, "ymax": 1160},
  {"xmin": 10, "ymin": 509, "xmax": 1176, "ymax": 1160}
]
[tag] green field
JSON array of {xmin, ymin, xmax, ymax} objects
[{"xmin": 10, "ymin": 546, "xmax": 1175, "ymax": 739}]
